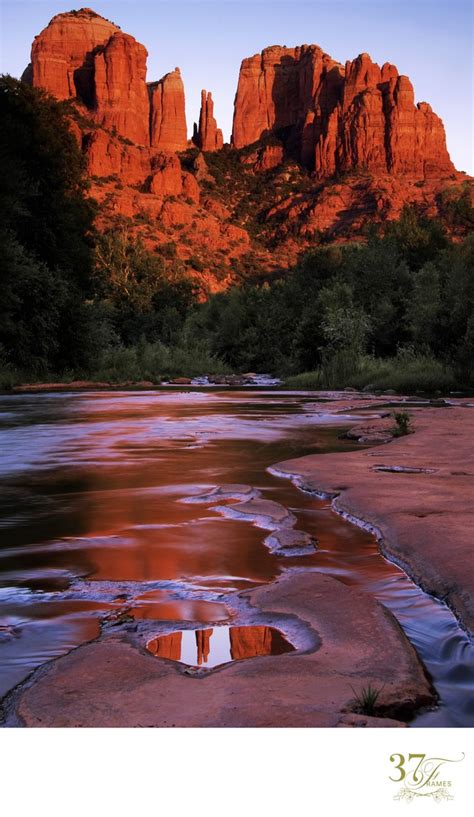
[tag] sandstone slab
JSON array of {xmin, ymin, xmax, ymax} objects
[
  {"xmin": 275, "ymin": 407, "xmax": 474, "ymax": 634},
  {"xmin": 3, "ymin": 572, "xmax": 433, "ymax": 727}
]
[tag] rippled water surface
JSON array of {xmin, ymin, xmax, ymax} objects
[{"xmin": 0, "ymin": 389, "xmax": 472, "ymax": 726}]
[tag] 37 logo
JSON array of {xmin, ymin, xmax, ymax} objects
[{"xmin": 389, "ymin": 752, "xmax": 465, "ymax": 802}]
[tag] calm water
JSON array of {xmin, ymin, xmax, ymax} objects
[
  {"xmin": 0, "ymin": 389, "xmax": 472, "ymax": 726},
  {"xmin": 146, "ymin": 625, "xmax": 295, "ymax": 668}
]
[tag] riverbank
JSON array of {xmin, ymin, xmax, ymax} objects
[
  {"xmin": 273, "ymin": 404, "xmax": 474, "ymax": 636},
  {"xmin": 4, "ymin": 374, "xmax": 280, "ymax": 393}
]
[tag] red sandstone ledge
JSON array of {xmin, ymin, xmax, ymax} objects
[
  {"xmin": 1, "ymin": 572, "xmax": 432, "ymax": 727},
  {"xmin": 274, "ymin": 405, "xmax": 474, "ymax": 635}
]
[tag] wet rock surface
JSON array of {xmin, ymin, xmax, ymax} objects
[
  {"xmin": 213, "ymin": 498, "xmax": 297, "ymax": 530},
  {"xmin": 263, "ymin": 529, "xmax": 317, "ymax": 557},
  {"xmin": 345, "ymin": 417, "xmax": 395, "ymax": 444},
  {"xmin": 180, "ymin": 483, "xmax": 258, "ymax": 504},
  {"xmin": 2, "ymin": 572, "xmax": 433, "ymax": 727},
  {"xmin": 275, "ymin": 406, "xmax": 474, "ymax": 635}
]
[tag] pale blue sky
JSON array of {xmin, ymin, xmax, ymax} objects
[{"xmin": 1, "ymin": 0, "xmax": 473, "ymax": 172}]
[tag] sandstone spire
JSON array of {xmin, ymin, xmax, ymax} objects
[
  {"xmin": 93, "ymin": 31, "xmax": 150, "ymax": 146},
  {"xmin": 193, "ymin": 90, "xmax": 223, "ymax": 152},
  {"xmin": 149, "ymin": 68, "xmax": 188, "ymax": 152}
]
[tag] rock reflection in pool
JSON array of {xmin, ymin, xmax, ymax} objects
[{"xmin": 146, "ymin": 625, "xmax": 295, "ymax": 668}]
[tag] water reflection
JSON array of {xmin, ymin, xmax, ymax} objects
[
  {"xmin": 1, "ymin": 389, "xmax": 347, "ymax": 695},
  {"xmin": 1, "ymin": 390, "xmax": 473, "ymax": 726},
  {"xmin": 146, "ymin": 625, "xmax": 295, "ymax": 668}
]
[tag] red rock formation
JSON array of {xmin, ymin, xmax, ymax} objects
[
  {"xmin": 93, "ymin": 31, "xmax": 150, "ymax": 145},
  {"xmin": 84, "ymin": 129, "xmax": 152, "ymax": 184},
  {"xmin": 22, "ymin": 7, "xmax": 119, "ymax": 102},
  {"xmin": 149, "ymin": 68, "xmax": 188, "ymax": 151},
  {"xmin": 23, "ymin": 9, "xmax": 467, "ymax": 295},
  {"xmin": 241, "ymin": 144, "xmax": 285, "ymax": 172},
  {"xmin": 232, "ymin": 45, "xmax": 455, "ymax": 178},
  {"xmin": 232, "ymin": 45, "xmax": 344, "ymax": 150},
  {"xmin": 149, "ymin": 153, "xmax": 200, "ymax": 201},
  {"xmin": 23, "ymin": 7, "xmax": 150, "ymax": 145},
  {"xmin": 193, "ymin": 90, "xmax": 224, "ymax": 151},
  {"xmin": 385, "ymin": 80, "xmax": 454, "ymax": 177}
]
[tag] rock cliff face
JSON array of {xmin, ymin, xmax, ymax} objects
[
  {"xmin": 232, "ymin": 46, "xmax": 455, "ymax": 177},
  {"xmin": 149, "ymin": 152, "xmax": 200, "ymax": 201},
  {"xmin": 93, "ymin": 31, "xmax": 150, "ymax": 145},
  {"xmin": 193, "ymin": 90, "xmax": 223, "ymax": 151},
  {"xmin": 149, "ymin": 68, "xmax": 188, "ymax": 152},
  {"xmin": 23, "ymin": 8, "xmax": 193, "ymax": 152},
  {"xmin": 22, "ymin": 7, "xmax": 119, "ymax": 102},
  {"xmin": 22, "ymin": 8, "xmax": 469, "ymax": 294},
  {"xmin": 232, "ymin": 45, "xmax": 343, "ymax": 151}
]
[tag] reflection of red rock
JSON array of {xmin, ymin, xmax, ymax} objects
[
  {"xmin": 230, "ymin": 626, "xmax": 294, "ymax": 659},
  {"xmin": 196, "ymin": 629, "xmax": 212, "ymax": 665},
  {"xmin": 229, "ymin": 626, "xmax": 273, "ymax": 659},
  {"xmin": 193, "ymin": 90, "xmax": 223, "ymax": 152},
  {"xmin": 147, "ymin": 632, "xmax": 182, "ymax": 660}
]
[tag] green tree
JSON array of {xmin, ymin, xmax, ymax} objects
[
  {"xmin": 405, "ymin": 262, "xmax": 441, "ymax": 350},
  {"xmin": 0, "ymin": 76, "xmax": 97, "ymax": 372},
  {"xmin": 94, "ymin": 231, "xmax": 198, "ymax": 345}
]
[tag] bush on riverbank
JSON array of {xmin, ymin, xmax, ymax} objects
[
  {"xmin": 284, "ymin": 353, "xmax": 456, "ymax": 393},
  {"xmin": 91, "ymin": 341, "xmax": 231, "ymax": 382},
  {"xmin": 0, "ymin": 341, "xmax": 231, "ymax": 389}
]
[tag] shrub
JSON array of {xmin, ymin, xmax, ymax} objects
[
  {"xmin": 392, "ymin": 411, "xmax": 413, "ymax": 437},
  {"xmin": 284, "ymin": 371, "xmax": 323, "ymax": 389},
  {"xmin": 283, "ymin": 354, "xmax": 455, "ymax": 394},
  {"xmin": 91, "ymin": 340, "xmax": 230, "ymax": 382}
]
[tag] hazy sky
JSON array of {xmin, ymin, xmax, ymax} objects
[{"xmin": 1, "ymin": 0, "xmax": 473, "ymax": 173}]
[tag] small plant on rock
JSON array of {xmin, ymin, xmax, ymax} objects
[
  {"xmin": 350, "ymin": 683, "xmax": 384, "ymax": 715},
  {"xmin": 392, "ymin": 410, "xmax": 413, "ymax": 437}
]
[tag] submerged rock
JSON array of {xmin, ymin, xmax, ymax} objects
[
  {"xmin": 180, "ymin": 484, "xmax": 259, "ymax": 504},
  {"xmin": 213, "ymin": 498, "xmax": 296, "ymax": 530},
  {"xmin": 264, "ymin": 529, "xmax": 317, "ymax": 557}
]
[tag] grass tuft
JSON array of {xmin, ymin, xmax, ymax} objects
[{"xmin": 350, "ymin": 683, "xmax": 384, "ymax": 716}]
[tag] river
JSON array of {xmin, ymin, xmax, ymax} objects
[{"xmin": 0, "ymin": 388, "xmax": 472, "ymax": 726}]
